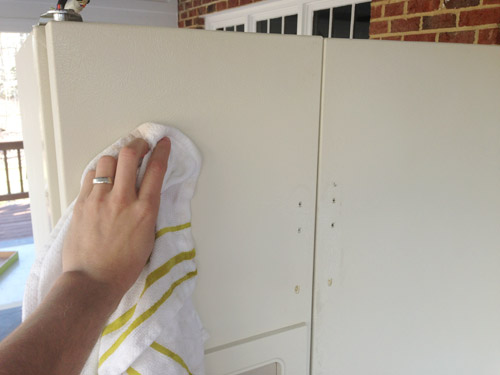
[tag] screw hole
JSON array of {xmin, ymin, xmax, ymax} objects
[
  {"xmin": 298, "ymin": 201, "xmax": 302, "ymax": 207},
  {"xmin": 331, "ymin": 223, "xmax": 335, "ymax": 228}
]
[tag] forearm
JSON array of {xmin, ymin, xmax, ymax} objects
[{"xmin": 0, "ymin": 271, "xmax": 122, "ymax": 375}]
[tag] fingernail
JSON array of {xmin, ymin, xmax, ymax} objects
[{"xmin": 159, "ymin": 137, "xmax": 170, "ymax": 145}]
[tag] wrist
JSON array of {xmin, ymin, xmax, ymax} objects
[{"xmin": 58, "ymin": 271, "xmax": 124, "ymax": 313}]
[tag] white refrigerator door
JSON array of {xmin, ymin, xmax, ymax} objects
[
  {"xmin": 28, "ymin": 22, "xmax": 323, "ymax": 374},
  {"xmin": 313, "ymin": 39, "xmax": 500, "ymax": 375}
]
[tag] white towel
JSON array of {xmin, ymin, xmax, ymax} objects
[{"xmin": 23, "ymin": 123, "xmax": 206, "ymax": 375}]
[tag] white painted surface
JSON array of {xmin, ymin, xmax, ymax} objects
[
  {"xmin": 205, "ymin": 324, "xmax": 308, "ymax": 375},
  {"xmin": 240, "ymin": 363, "xmax": 278, "ymax": 375},
  {"xmin": 16, "ymin": 34, "xmax": 54, "ymax": 251},
  {"xmin": 0, "ymin": 0, "xmax": 178, "ymax": 32},
  {"xmin": 23, "ymin": 22, "xmax": 322, "ymax": 370},
  {"xmin": 30, "ymin": 27, "xmax": 62, "ymax": 228},
  {"xmin": 313, "ymin": 39, "xmax": 500, "ymax": 375}
]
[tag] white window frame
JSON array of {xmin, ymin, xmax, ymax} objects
[{"xmin": 204, "ymin": 0, "xmax": 371, "ymax": 38}]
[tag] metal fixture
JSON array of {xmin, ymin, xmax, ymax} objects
[{"xmin": 39, "ymin": 0, "xmax": 90, "ymax": 26}]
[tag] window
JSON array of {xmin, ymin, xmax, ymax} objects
[
  {"xmin": 205, "ymin": 0, "xmax": 371, "ymax": 40},
  {"xmin": 217, "ymin": 24, "xmax": 245, "ymax": 31},
  {"xmin": 0, "ymin": 33, "xmax": 35, "ymax": 332},
  {"xmin": 256, "ymin": 14, "xmax": 298, "ymax": 35},
  {"xmin": 312, "ymin": 2, "xmax": 370, "ymax": 39}
]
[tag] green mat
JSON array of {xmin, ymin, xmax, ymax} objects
[{"xmin": 0, "ymin": 251, "xmax": 19, "ymax": 276}]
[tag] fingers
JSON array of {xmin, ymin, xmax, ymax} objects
[
  {"xmin": 139, "ymin": 137, "xmax": 171, "ymax": 204},
  {"xmin": 114, "ymin": 138, "xmax": 150, "ymax": 199},
  {"xmin": 78, "ymin": 169, "xmax": 96, "ymax": 201},
  {"xmin": 92, "ymin": 155, "xmax": 117, "ymax": 196}
]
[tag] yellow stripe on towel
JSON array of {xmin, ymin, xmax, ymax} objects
[
  {"xmin": 155, "ymin": 222, "xmax": 191, "ymax": 239},
  {"xmin": 126, "ymin": 367, "xmax": 141, "ymax": 375},
  {"xmin": 102, "ymin": 305, "xmax": 137, "ymax": 336},
  {"xmin": 151, "ymin": 341, "xmax": 193, "ymax": 375},
  {"xmin": 101, "ymin": 223, "xmax": 193, "ymax": 336},
  {"xmin": 99, "ymin": 270, "xmax": 198, "ymax": 367},
  {"xmin": 140, "ymin": 249, "xmax": 196, "ymax": 297}
]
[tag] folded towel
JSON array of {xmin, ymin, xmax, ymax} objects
[{"xmin": 23, "ymin": 123, "xmax": 206, "ymax": 375}]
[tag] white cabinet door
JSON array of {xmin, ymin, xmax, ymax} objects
[
  {"xmin": 34, "ymin": 22, "xmax": 323, "ymax": 373},
  {"xmin": 313, "ymin": 39, "xmax": 500, "ymax": 375}
]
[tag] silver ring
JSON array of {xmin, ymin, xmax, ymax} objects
[{"xmin": 92, "ymin": 177, "xmax": 113, "ymax": 185}]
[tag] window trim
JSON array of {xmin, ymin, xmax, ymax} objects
[{"xmin": 204, "ymin": 0, "xmax": 371, "ymax": 37}]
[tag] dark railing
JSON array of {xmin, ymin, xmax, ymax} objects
[{"xmin": 0, "ymin": 141, "xmax": 29, "ymax": 202}]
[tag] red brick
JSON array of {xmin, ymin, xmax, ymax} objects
[
  {"xmin": 404, "ymin": 32, "xmax": 436, "ymax": 41},
  {"xmin": 207, "ymin": 3, "xmax": 216, "ymax": 12},
  {"xmin": 371, "ymin": 4, "xmax": 383, "ymax": 18},
  {"xmin": 385, "ymin": 2, "xmax": 405, "ymax": 16},
  {"xmin": 228, "ymin": 0, "xmax": 238, "ymax": 7},
  {"xmin": 439, "ymin": 30, "xmax": 475, "ymax": 43},
  {"xmin": 216, "ymin": 1, "xmax": 227, "ymax": 10},
  {"xmin": 195, "ymin": 17, "xmax": 205, "ymax": 25},
  {"xmin": 422, "ymin": 13, "xmax": 456, "ymax": 29},
  {"xmin": 185, "ymin": 19, "xmax": 193, "ymax": 26},
  {"xmin": 178, "ymin": 20, "xmax": 185, "ymax": 28},
  {"xmin": 180, "ymin": 11, "xmax": 188, "ymax": 19},
  {"xmin": 382, "ymin": 35, "xmax": 402, "ymax": 40},
  {"xmin": 201, "ymin": 0, "xmax": 211, "ymax": 4},
  {"xmin": 189, "ymin": 8, "xmax": 197, "ymax": 17},
  {"xmin": 239, "ymin": 0, "xmax": 252, "ymax": 5},
  {"xmin": 444, "ymin": 0, "xmax": 479, "ymax": 8},
  {"xmin": 478, "ymin": 27, "xmax": 500, "ymax": 44},
  {"xmin": 178, "ymin": 3, "xmax": 184, "ymax": 12},
  {"xmin": 193, "ymin": 0, "xmax": 201, "ymax": 6},
  {"xmin": 484, "ymin": 0, "xmax": 500, "ymax": 4},
  {"xmin": 408, "ymin": 0, "xmax": 440, "ymax": 13},
  {"xmin": 370, "ymin": 20, "xmax": 389, "ymax": 35},
  {"xmin": 198, "ymin": 6, "xmax": 207, "ymax": 15},
  {"xmin": 391, "ymin": 17, "xmax": 421, "ymax": 32},
  {"xmin": 459, "ymin": 7, "xmax": 500, "ymax": 26}
]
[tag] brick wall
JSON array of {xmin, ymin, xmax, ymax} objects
[
  {"xmin": 178, "ymin": 0, "xmax": 264, "ymax": 29},
  {"xmin": 179, "ymin": 0, "xmax": 500, "ymax": 45},
  {"xmin": 370, "ymin": 0, "xmax": 500, "ymax": 44}
]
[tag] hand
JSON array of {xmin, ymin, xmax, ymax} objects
[{"xmin": 62, "ymin": 137, "xmax": 171, "ymax": 299}]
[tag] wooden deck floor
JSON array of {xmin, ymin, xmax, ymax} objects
[{"xmin": 0, "ymin": 201, "xmax": 33, "ymax": 242}]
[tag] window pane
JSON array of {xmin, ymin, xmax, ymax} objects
[
  {"xmin": 236, "ymin": 24, "xmax": 244, "ymax": 32},
  {"xmin": 313, "ymin": 9, "xmax": 330, "ymax": 38},
  {"xmin": 354, "ymin": 2, "xmax": 371, "ymax": 39},
  {"xmin": 225, "ymin": 26, "xmax": 235, "ymax": 31},
  {"xmin": 332, "ymin": 5, "xmax": 352, "ymax": 39},
  {"xmin": 256, "ymin": 20, "xmax": 267, "ymax": 33},
  {"xmin": 269, "ymin": 17, "xmax": 282, "ymax": 34},
  {"xmin": 284, "ymin": 14, "xmax": 298, "ymax": 35},
  {"xmin": 216, "ymin": 28, "xmax": 223, "ymax": 31}
]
